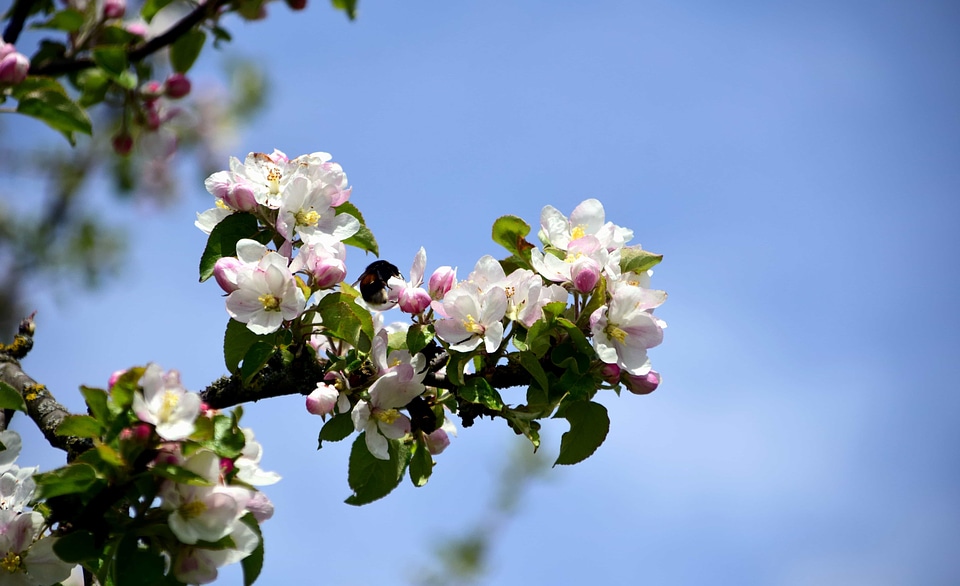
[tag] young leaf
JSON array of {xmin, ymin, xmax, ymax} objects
[
  {"xmin": 316, "ymin": 292, "xmax": 374, "ymax": 353},
  {"xmin": 344, "ymin": 434, "xmax": 410, "ymax": 506},
  {"xmin": 240, "ymin": 513, "xmax": 264, "ymax": 586},
  {"xmin": 115, "ymin": 533, "xmax": 167, "ymax": 586},
  {"xmin": 240, "ymin": 340, "xmax": 277, "ymax": 386},
  {"xmin": 170, "ymin": 29, "xmax": 206, "ymax": 73},
  {"xmin": 92, "ymin": 46, "xmax": 129, "ymax": 79},
  {"xmin": 554, "ymin": 401, "xmax": 609, "ymax": 466},
  {"xmin": 408, "ymin": 438, "xmax": 433, "ymax": 487},
  {"xmin": 0, "ymin": 381, "xmax": 27, "ymax": 413},
  {"xmin": 459, "ymin": 377, "xmax": 505, "ymax": 411},
  {"xmin": 330, "ymin": 0, "xmax": 358, "ymax": 20},
  {"xmin": 150, "ymin": 462, "xmax": 214, "ymax": 486},
  {"xmin": 318, "ymin": 413, "xmax": 354, "ymax": 448},
  {"xmin": 491, "ymin": 215, "xmax": 536, "ymax": 267},
  {"xmin": 517, "ymin": 351, "xmax": 549, "ymax": 392},
  {"xmin": 141, "ymin": 0, "xmax": 175, "ymax": 21},
  {"xmin": 13, "ymin": 79, "xmax": 92, "ymax": 145},
  {"xmin": 53, "ymin": 530, "xmax": 98, "ymax": 563},
  {"xmin": 198, "ymin": 212, "xmax": 259, "ymax": 282},
  {"xmin": 80, "ymin": 386, "xmax": 111, "ymax": 425},
  {"xmin": 406, "ymin": 323, "xmax": 434, "ymax": 355},
  {"xmin": 620, "ymin": 246, "xmax": 663, "ymax": 274},
  {"xmin": 337, "ymin": 202, "xmax": 379, "ymax": 256},
  {"xmin": 55, "ymin": 415, "xmax": 104, "ymax": 439},
  {"xmin": 33, "ymin": 463, "xmax": 101, "ymax": 499},
  {"xmin": 32, "ymin": 9, "xmax": 84, "ymax": 31},
  {"xmin": 224, "ymin": 319, "xmax": 273, "ymax": 373}
]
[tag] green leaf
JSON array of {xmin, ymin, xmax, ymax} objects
[
  {"xmin": 13, "ymin": 78, "xmax": 92, "ymax": 145},
  {"xmin": 141, "ymin": 0, "xmax": 175, "ymax": 21},
  {"xmin": 55, "ymin": 415, "xmax": 104, "ymax": 439},
  {"xmin": 33, "ymin": 463, "xmax": 101, "ymax": 499},
  {"xmin": 53, "ymin": 530, "xmax": 98, "ymax": 563},
  {"xmin": 170, "ymin": 29, "xmax": 206, "ymax": 73},
  {"xmin": 491, "ymin": 215, "xmax": 536, "ymax": 267},
  {"xmin": 32, "ymin": 8, "xmax": 84, "ymax": 31},
  {"xmin": 109, "ymin": 367, "xmax": 145, "ymax": 412},
  {"xmin": 555, "ymin": 368, "xmax": 599, "ymax": 402},
  {"xmin": 80, "ymin": 386, "xmax": 111, "ymax": 425},
  {"xmin": 459, "ymin": 377, "xmax": 505, "ymax": 411},
  {"xmin": 318, "ymin": 412, "xmax": 354, "ymax": 447},
  {"xmin": 554, "ymin": 401, "xmax": 609, "ymax": 466},
  {"xmin": 345, "ymin": 434, "xmax": 410, "ymax": 506},
  {"xmin": 0, "ymin": 381, "xmax": 27, "ymax": 413},
  {"xmin": 408, "ymin": 438, "xmax": 433, "ymax": 487},
  {"xmin": 502, "ymin": 409, "xmax": 541, "ymax": 450},
  {"xmin": 240, "ymin": 340, "xmax": 276, "ymax": 386},
  {"xmin": 337, "ymin": 202, "xmax": 379, "ymax": 256},
  {"xmin": 115, "ymin": 533, "xmax": 167, "ymax": 586},
  {"xmin": 316, "ymin": 292, "xmax": 374, "ymax": 352},
  {"xmin": 518, "ymin": 351, "xmax": 548, "ymax": 392},
  {"xmin": 620, "ymin": 246, "xmax": 663, "ymax": 275},
  {"xmin": 92, "ymin": 46, "xmax": 129, "ymax": 79},
  {"xmin": 445, "ymin": 351, "xmax": 472, "ymax": 386},
  {"xmin": 224, "ymin": 319, "xmax": 274, "ymax": 373},
  {"xmin": 330, "ymin": 0, "xmax": 358, "ymax": 20},
  {"xmin": 406, "ymin": 324, "xmax": 434, "ymax": 355},
  {"xmin": 240, "ymin": 513, "xmax": 264, "ymax": 586},
  {"xmin": 199, "ymin": 212, "xmax": 260, "ymax": 282},
  {"xmin": 150, "ymin": 462, "xmax": 214, "ymax": 486}
]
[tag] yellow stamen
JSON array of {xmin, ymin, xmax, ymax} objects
[
  {"xmin": 258, "ymin": 294, "xmax": 281, "ymax": 311},
  {"xmin": 266, "ymin": 167, "xmax": 282, "ymax": 194},
  {"xmin": 159, "ymin": 390, "xmax": 180, "ymax": 420},
  {"xmin": 1, "ymin": 551, "xmax": 23, "ymax": 573},
  {"xmin": 215, "ymin": 199, "xmax": 230, "ymax": 210},
  {"xmin": 374, "ymin": 409, "xmax": 401, "ymax": 425},
  {"xmin": 295, "ymin": 209, "xmax": 320, "ymax": 227},
  {"xmin": 179, "ymin": 500, "xmax": 207, "ymax": 520},
  {"xmin": 571, "ymin": 225, "xmax": 586, "ymax": 240},
  {"xmin": 462, "ymin": 314, "xmax": 485, "ymax": 335},
  {"xmin": 604, "ymin": 323, "xmax": 628, "ymax": 343}
]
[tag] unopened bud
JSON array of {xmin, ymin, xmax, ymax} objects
[
  {"xmin": 621, "ymin": 370, "xmax": 660, "ymax": 395},
  {"xmin": 126, "ymin": 22, "xmax": 147, "ymax": 37},
  {"xmin": 285, "ymin": 0, "xmax": 307, "ymax": 10},
  {"xmin": 424, "ymin": 428, "xmax": 450, "ymax": 455},
  {"xmin": 247, "ymin": 491, "xmax": 275, "ymax": 522},
  {"xmin": 224, "ymin": 182, "xmax": 258, "ymax": 211},
  {"xmin": 140, "ymin": 80, "xmax": 163, "ymax": 100},
  {"xmin": 219, "ymin": 457, "xmax": 234, "ymax": 476},
  {"xmin": 111, "ymin": 132, "xmax": 134, "ymax": 156},
  {"xmin": 108, "ymin": 369, "xmax": 127, "ymax": 388},
  {"xmin": 0, "ymin": 50, "xmax": 29, "ymax": 85},
  {"xmin": 213, "ymin": 257, "xmax": 243, "ymax": 293},
  {"xmin": 428, "ymin": 266, "xmax": 456, "ymax": 299},
  {"xmin": 570, "ymin": 257, "xmax": 600, "ymax": 294},
  {"xmin": 599, "ymin": 362, "xmax": 621, "ymax": 384},
  {"xmin": 399, "ymin": 287, "xmax": 431, "ymax": 315},
  {"xmin": 102, "ymin": 0, "xmax": 125, "ymax": 19},
  {"xmin": 164, "ymin": 73, "xmax": 191, "ymax": 99}
]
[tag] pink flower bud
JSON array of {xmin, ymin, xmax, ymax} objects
[
  {"xmin": 164, "ymin": 73, "xmax": 191, "ymax": 99},
  {"xmin": 144, "ymin": 101, "xmax": 161, "ymax": 130},
  {"xmin": 0, "ymin": 50, "xmax": 29, "ymax": 85},
  {"xmin": 140, "ymin": 80, "xmax": 163, "ymax": 100},
  {"xmin": 0, "ymin": 42, "xmax": 14, "ymax": 60},
  {"xmin": 219, "ymin": 457, "xmax": 235, "ymax": 476},
  {"xmin": 622, "ymin": 370, "xmax": 660, "ymax": 395},
  {"xmin": 312, "ymin": 257, "xmax": 347, "ymax": 289},
  {"xmin": 599, "ymin": 362, "xmax": 621, "ymax": 384},
  {"xmin": 213, "ymin": 257, "xmax": 242, "ymax": 293},
  {"xmin": 111, "ymin": 132, "xmax": 134, "ymax": 156},
  {"xmin": 102, "ymin": 0, "xmax": 125, "ymax": 19},
  {"xmin": 247, "ymin": 491, "xmax": 275, "ymax": 522},
  {"xmin": 399, "ymin": 287, "xmax": 431, "ymax": 315},
  {"xmin": 428, "ymin": 266, "xmax": 456, "ymax": 299},
  {"xmin": 108, "ymin": 369, "xmax": 127, "ymax": 388},
  {"xmin": 424, "ymin": 428, "xmax": 450, "ymax": 455},
  {"xmin": 306, "ymin": 383, "xmax": 339, "ymax": 417},
  {"xmin": 223, "ymin": 182, "xmax": 258, "ymax": 211},
  {"xmin": 120, "ymin": 422, "xmax": 153, "ymax": 443},
  {"xmin": 126, "ymin": 22, "xmax": 147, "ymax": 37},
  {"xmin": 570, "ymin": 257, "xmax": 600, "ymax": 294}
]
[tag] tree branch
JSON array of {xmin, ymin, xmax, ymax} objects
[
  {"xmin": 0, "ymin": 315, "xmax": 91, "ymax": 458},
  {"xmin": 1, "ymin": 0, "xmax": 38, "ymax": 45},
  {"xmin": 30, "ymin": 0, "xmax": 232, "ymax": 76}
]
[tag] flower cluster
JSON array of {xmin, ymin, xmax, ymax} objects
[{"xmin": 0, "ymin": 431, "xmax": 74, "ymax": 586}]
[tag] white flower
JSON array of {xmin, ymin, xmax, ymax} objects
[
  {"xmin": 234, "ymin": 428, "xmax": 281, "ymax": 486},
  {"xmin": 225, "ymin": 251, "xmax": 306, "ymax": 335},
  {"xmin": 172, "ymin": 518, "xmax": 259, "ymax": 585},
  {"xmin": 275, "ymin": 175, "xmax": 359, "ymax": 246},
  {"xmin": 501, "ymin": 268, "xmax": 568, "ymax": 328},
  {"xmin": 589, "ymin": 285, "xmax": 665, "ymax": 375},
  {"xmin": 433, "ymin": 285, "xmax": 507, "ymax": 353},
  {"xmin": 159, "ymin": 451, "xmax": 253, "ymax": 545},
  {"xmin": 0, "ymin": 510, "xmax": 73, "ymax": 586},
  {"xmin": 132, "ymin": 364, "xmax": 201, "ymax": 441},
  {"xmin": 538, "ymin": 198, "xmax": 633, "ymax": 252}
]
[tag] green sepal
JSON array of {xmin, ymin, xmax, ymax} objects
[
  {"xmin": 55, "ymin": 415, "xmax": 104, "ymax": 439},
  {"xmin": 240, "ymin": 513, "xmax": 265, "ymax": 586},
  {"xmin": 170, "ymin": 29, "xmax": 206, "ymax": 73},
  {"xmin": 620, "ymin": 246, "xmax": 663, "ymax": 274},
  {"xmin": 344, "ymin": 434, "xmax": 410, "ymax": 506},
  {"xmin": 337, "ymin": 202, "xmax": 379, "ymax": 256},
  {"xmin": 318, "ymin": 412, "xmax": 354, "ymax": 448},
  {"xmin": 0, "ymin": 381, "xmax": 27, "ymax": 413},
  {"xmin": 198, "ymin": 212, "xmax": 260, "ymax": 282},
  {"xmin": 492, "ymin": 215, "xmax": 536, "ymax": 268},
  {"xmin": 554, "ymin": 400, "xmax": 609, "ymax": 466}
]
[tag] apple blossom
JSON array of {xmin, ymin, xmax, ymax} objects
[
  {"xmin": 0, "ymin": 510, "xmax": 72, "ymax": 586},
  {"xmin": 392, "ymin": 247, "xmax": 432, "ymax": 314},
  {"xmin": 622, "ymin": 370, "xmax": 660, "ymax": 395},
  {"xmin": 102, "ymin": 0, "xmax": 125, "ymax": 19},
  {"xmin": 306, "ymin": 381, "xmax": 350, "ymax": 417},
  {"xmin": 235, "ymin": 428, "xmax": 281, "ymax": 486},
  {"xmin": 433, "ymin": 284, "xmax": 507, "ymax": 353},
  {"xmin": 428, "ymin": 265, "xmax": 457, "ymax": 299},
  {"xmin": 288, "ymin": 241, "xmax": 346, "ymax": 289},
  {"xmin": 501, "ymin": 268, "xmax": 567, "ymax": 328},
  {"xmin": 173, "ymin": 519, "xmax": 259, "ymax": 584},
  {"xmin": 538, "ymin": 198, "xmax": 633, "ymax": 252},
  {"xmin": 276, "ymin": 175, "xmax": 359, "ymax": 247},
  {"xmin": 132, "ymin": 364, "xmax": 201, "ymax": 441},
  {"xmin": 589, "ymin": 285, "xmax": 665, "ymax": 376},
  {"xmin": 225, "ymin": 251, "xmax": 306, "ymax": 334}
]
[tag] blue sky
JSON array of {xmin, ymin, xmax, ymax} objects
[{"xmin": 9, "ymin": 0, "xmax": 960, "ymax": 584}]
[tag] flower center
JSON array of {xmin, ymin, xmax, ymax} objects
[
  {"xmin": 266, "ymin": 167, "xmax": 282, "ymax": 194},
  {"xmin": 571, "ymin": 224, "xmax": 586, "ymax": 240},
  {"xmin": 604, "ymin": 323, "xmax": 628, "ymax": 343},
  {"xmin": 215, "ymin": 199, "xmax": 231, "ymax": 210},
  {"xmin": 258, "ymin": 294, "xmax": 281, "ymax": 312},
  {"xmin": 179, "ymin": 500, "xmax": 207, "ymax": 520},
  {"xmin": 159, "ymin": 390, "xmax": 180, "ymax": 421},
  {"xmin": 374, "ymin": 409, "xmax": 401, "ymax": 425},
  {"xmin": 295, "ymin": 209, "xmax": 320, "ymax": 227},
  {"xmin": 0, "ymin": 551, "xmax": 23, "ymax": 574},
  {"xmin": 462, "ymin": 314, "xmax": 485, "ymax": 335}
]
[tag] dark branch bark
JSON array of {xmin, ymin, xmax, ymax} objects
[
  {"xmin": 2, "ymin": 0, "xmax": 38, "ymax": 45},
  {"xmin": 30, "ymin": 0, "xmax": 232, "ymax": 76}
]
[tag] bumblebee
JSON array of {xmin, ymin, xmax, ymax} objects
[{"xmin": 356, "ymin": 260, "xmax": 402, "ymax": 308}]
